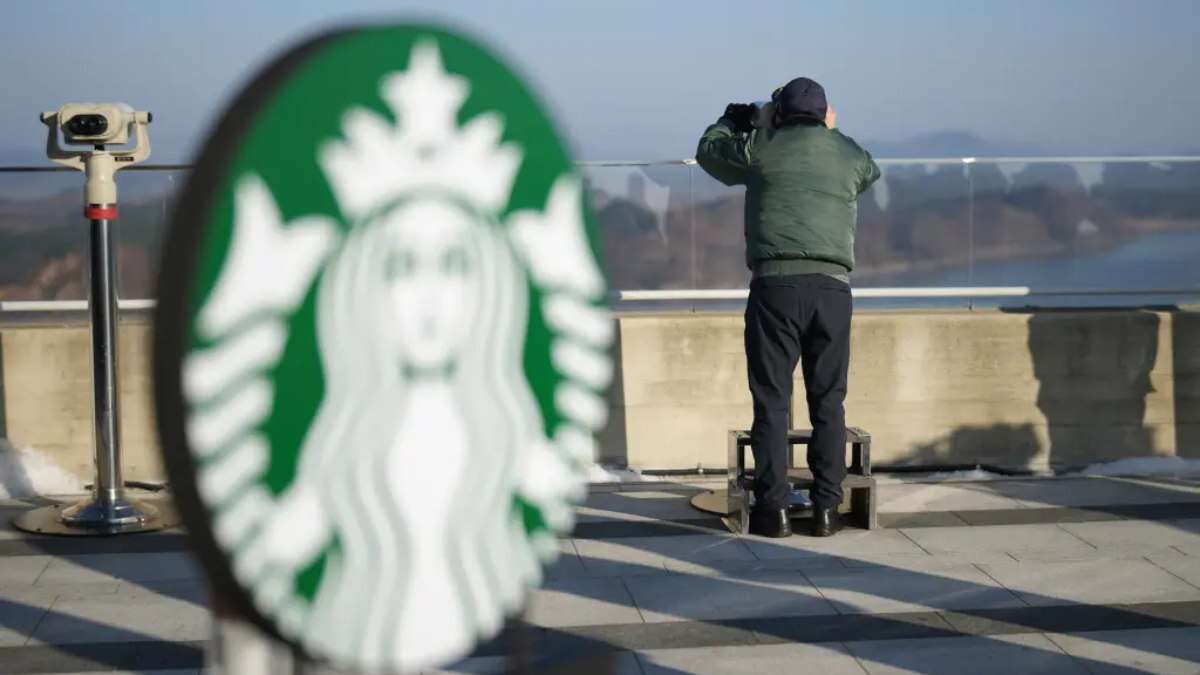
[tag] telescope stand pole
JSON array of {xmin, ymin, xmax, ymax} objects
[
  {"xmin": 13, "ymin": 181, "xmax": 165, "ymax": 535},
  {"xmin": 57, "ymin": 211, "xmax": 163, "ymax": 531},
  {"xmin": 90, "ymin": 216, "xmax": 121, "ymax": 507}
]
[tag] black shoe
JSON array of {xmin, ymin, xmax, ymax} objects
[
  {"xmin": 811, "ymin": 507, "xmax": 843, "ymax": 537},
  {"xmin": 748, "ymin": 507, "xmax": 792, "ymax": 538}
]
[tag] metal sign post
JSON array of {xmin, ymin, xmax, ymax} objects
[{"xmin": 14, "ymin": 105, "xmax": 166, "ymax": 536}]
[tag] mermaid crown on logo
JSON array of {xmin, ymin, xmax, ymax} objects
[{"xmin": 320, "ymin": 41, "xmax": 522, "ymax": 220}]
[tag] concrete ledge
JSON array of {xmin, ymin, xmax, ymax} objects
[
  {"xmin": 603, "ymin": 307, "xmax": 1200, "ymax": 471},
  {"xmin": 0, "ymin": 317, "xmax": 160, "ymax": 482},
  {"xmin": 2, "ymin": 308, "xmax": 1199, "ymax": 481}
]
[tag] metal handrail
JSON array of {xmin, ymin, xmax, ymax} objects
[
  {"xmin": 879, "ymin": 155, "xmax": 1200, "ymax": 166},
  {"xmin": 0, "ymin": 299, "xmax": 157, "ymax": 312},
  {"xmin": 3, "ymin": 155, "xmax": 1200, "ymax": 172},
  {"xmin": 3, "ymin": 285, "xmax": 1199, "ymax": 313},
  {"xmin": 0, "ymin": 164, "xmax": 193, "ymax": 173},
  {"xmin": 614, "ymin": 287, "xmax": 1200, "ymax": 302}
]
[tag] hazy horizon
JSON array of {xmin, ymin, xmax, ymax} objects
[{"xmin": 2, "ymin": 1, "xmax": 1199, "ymax": 164}]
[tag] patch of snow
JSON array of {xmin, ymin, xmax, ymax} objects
[
  {"xmin": 920, "ymin": 468, "xmax": 1010, "ymax": 481},
  {"xmin": 1078, "ymin": 456, "xmax": 1200, "ymax": 478},
  {"xmin": 0, "ymin": 444, "xmax": 83, "ymax": 499},
  {"xmin": 1076, "ymin": 218, "xmax": 1100, "ymax": 237},
  {"xmin": 587, "ymin": 464, "xmax": 663, "ymax": 484}
]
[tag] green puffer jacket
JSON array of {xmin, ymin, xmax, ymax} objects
[{"xmin": 696, "ymin": 116, "xmax": 880, "ymax": 276}]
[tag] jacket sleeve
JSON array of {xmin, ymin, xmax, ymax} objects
[
  {"xmin": 857, "ymin": 150, "xmax": 882, "ymax": 195},
  {"xmin": 695, "ymin": 120, "xmax": 753, "ymax": 186}
]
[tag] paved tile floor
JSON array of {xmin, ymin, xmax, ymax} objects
[{"xmin": 1, "ymin": 475, "xmax": 1198, "ymax": 674}]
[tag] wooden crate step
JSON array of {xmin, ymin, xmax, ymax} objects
[
  {"xmin": 736, "ymin": 471, "xmax": 875, "ymax": 491},
  {"xmin": 725, "ymin": 427, "xmax": 878, "ymax": 533}
]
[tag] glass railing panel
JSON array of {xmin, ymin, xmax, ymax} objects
[
  {"xmin": 1, "ymin": 158, "xmax": 1197, "ymax": 307},
  {"xmin": 965, "ymin": 159, "xmax": 1200, "ymax": 305},
  {"xmin": 0, "ymin": 170, "xmax": 89, "ymax": 301},
  {"xmin": 583, "ymin": 162, "xmax": 693, "ymax": 290},
  {"xmin": 853, "ymin": 160, "xmax": 972, "ymax": 288},
  {"xmin": 112, "ymin": 169, "xmax": 186, "ymax": 300}
]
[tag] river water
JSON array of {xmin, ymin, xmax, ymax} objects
[{"xmin": 855, "ymin": 228, "xmax": 1200, "ymax": 309}]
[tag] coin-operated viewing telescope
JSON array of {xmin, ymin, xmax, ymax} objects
[
  {"xmin": 42, "ymin": 103, "xmax": 153, "ymax": 218},
  {"xmin": 14, "ymin": 104, "xmax": 165, "ymax": 536}
]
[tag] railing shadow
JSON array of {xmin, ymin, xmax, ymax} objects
[
  {"xmin": 548, "ymin": 486, "xmax": 1200, "ymax": 674},
  {"xmin": 0, "ymin": 594, "xmax": 203, "ymax": 671},
  {"xmin": 0, "ymin": 494, "xmax": 203, "ymax": 607},
  {"xmin": 3, "ymin": 480, "xmax": 1199, "ymax": 673}
]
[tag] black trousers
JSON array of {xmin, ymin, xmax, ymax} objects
[{"xmin": 744, "ymin": 274, "xmax": 851, "ymax": 511}]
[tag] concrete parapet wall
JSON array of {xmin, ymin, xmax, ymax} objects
[
  {"xmin": 602, "ymin": 308, "xmax": 1200, "ymax": 471},
  {"xmin": 2, "ymin": 308, "xmax": 1198, "ymax": 483},
  {"xmin": 1, "ymin": 318, "xmax": 160, "ymax": 483}
]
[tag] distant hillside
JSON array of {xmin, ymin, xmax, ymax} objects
[{"xmin": 861, "ymin": 131, "xmax": 1046, "ymax": 159}]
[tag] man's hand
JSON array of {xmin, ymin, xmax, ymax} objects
[
  {"xmin": 723, "ymin": 103, "xmax": 755, "ymax": 134},
  {"xmin": 824, "ymin": 105, "xmax": 837, "ymax": 129}
]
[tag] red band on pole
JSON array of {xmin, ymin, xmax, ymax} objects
[{"xmin": 85, "ymin": 205, "xmax": 118, "ymax": 220}]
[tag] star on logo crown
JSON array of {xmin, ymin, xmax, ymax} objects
[{"xmin": 319, "ymin": 40, "xmax": 523, "ymax": 221}]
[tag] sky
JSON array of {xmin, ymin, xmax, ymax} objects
[{"xmin": 2, "ymin": 1, "xmax": 1199, "ymax": 164}]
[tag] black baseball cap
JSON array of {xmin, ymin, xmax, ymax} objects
[{"xmin": 774, "ymin": 77, "xmax": 827, "ymax": 124}]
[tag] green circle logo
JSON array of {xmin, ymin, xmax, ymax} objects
[{"xmin": 154, "ymin": 25, "xmax": 611, "ymax": 672}]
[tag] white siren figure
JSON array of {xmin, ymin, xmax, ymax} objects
[{"xmin": 183, "ymin": 40, "xmax": 612, "ymax": 673}]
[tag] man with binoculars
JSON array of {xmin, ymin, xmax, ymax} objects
[{"xmin": 696, "ymin": 77, "xmax": 880, "ymax": 538}]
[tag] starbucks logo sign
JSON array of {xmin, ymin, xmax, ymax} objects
[{"xmin": 154, "ymin": 26, "xmax": 611, "ymax": 672}]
